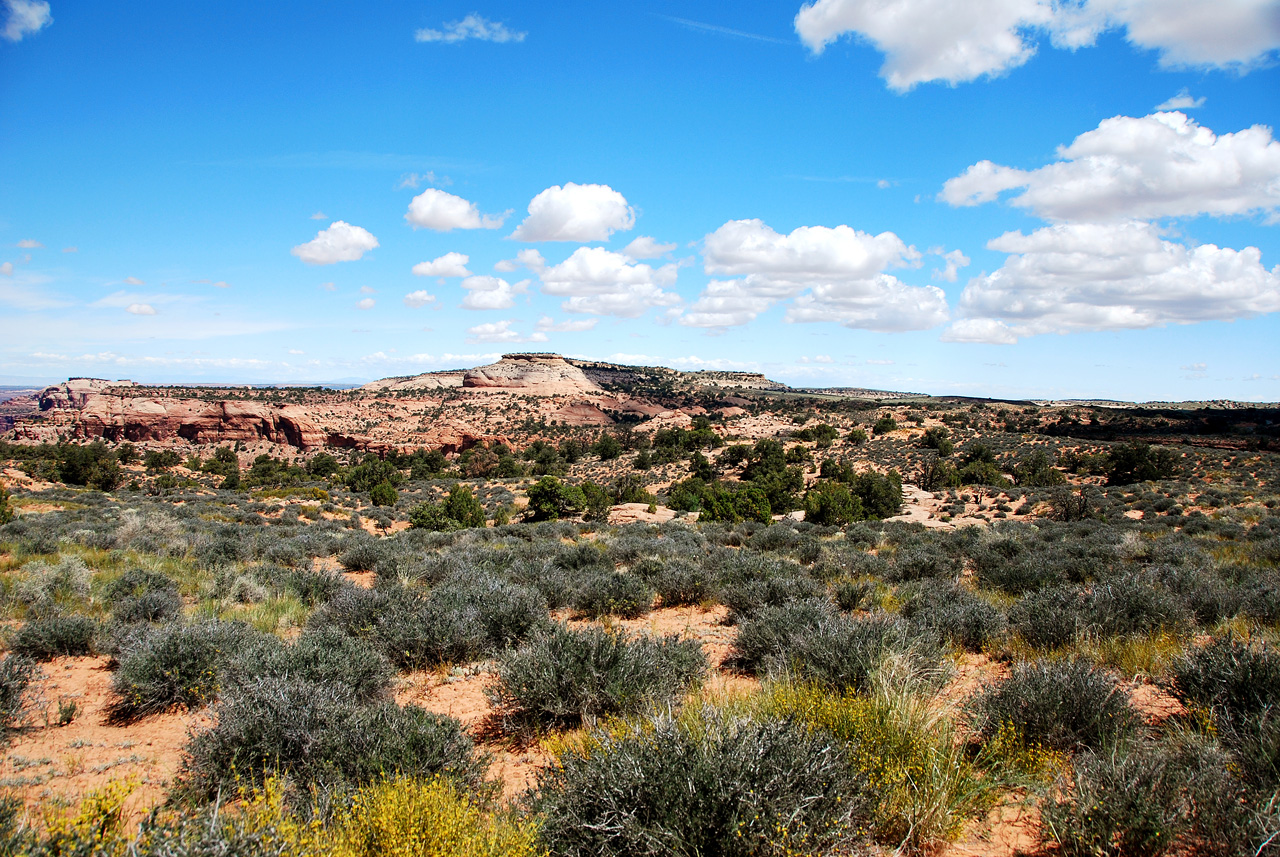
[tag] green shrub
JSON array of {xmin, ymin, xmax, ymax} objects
[
  {"xmin": 105, "ymin": 568, "xmax": 184, "ymax": 624},
  {"xmin": 179, "ymin": 677, "xmax": 486, "ymax": 797},
  {"xmin": 647, "ymin": 560, "xmax": 715, "ymax": 607},
  {"xmin": 9, "ymin": 613, "xmax": 98, "ymax": 660},
  {"xmin": 1009, "ymin": 585, "xmax": 1086, "ymax": 648},
  {"xmin": 899, "ymin": 582, "xmax": 1007, "ymax": 652},
  {"xmin": 970, "ymin": 659, "xmax": 1138, "ymax": 753},
  {"xmin": 222, "ymin": 627, "xmax": 393, "ymax": 704},
  {"xmin": 107, "ymin": 620, "xmax": 262, "ymax": 723},
  {"xmin": 1043, "ymin": 740, "xmax": 1188, "ymax": 857},
  {"xmin": 489, "ymin": 624, "xmax": 706, "ymax": 731},
  {"xmin": 0, "ymin": 655, "xmax": 37, "ymax": 733},
  {"xmin": 532, "ymin": 707, "xmax": 868, "ymax": 857},
  {"xmin": 570, "ymin": 571, "xmax": 654, "ymax": 619},
  {"xmin": 1167, "ymin": 636, "xmax": 1280, "ymax": 720}
]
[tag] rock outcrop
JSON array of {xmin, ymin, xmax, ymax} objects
[
  {"xmin": 462, "ymin": 354, "xmax": 601, "ymax": 394},
  {"xmin": 39, "ymin": 378, "xmax": 136, "ymax": 410}
]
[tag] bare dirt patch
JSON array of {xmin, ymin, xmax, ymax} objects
[{"xmin": 2, "ymin": 656, "xmax": 209, "ymax": 824}]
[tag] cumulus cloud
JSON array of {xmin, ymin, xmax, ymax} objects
[
  {"xmin": 941, "ymin": 112, "xmax": 1280, "ymax": 222},
  {"xmin": 359, "ymin": 285, "xmax": 376, "ymax": 295},
  {"xmin": 944, "ymin": 221, "xmax": 1280, "ymax": 343},
  {"xmin": 291, "ymin": 221, "xmax": 379, "ymax": 265},
  {"xmin": 356, "ymin": 298, "xmax": 376, "ymax": 310},
  {"xmin": 319, "ymin": 282, "xmax": 336, "ymax": 292},
  {"xmin": 510, "ymin": 183, "xmax": 636, "ymax": 242},
  {"xmin": 0, "ymin": 262, "xmax": 12, "ymax": 276},
  {"xmin": 494, "ymin": 248, "xmax": 546, "ymax": 272},
  {"xmin": 794, "ymin": 0, "xmax": 1280, "ymax": 90},
  {"xmin": 466, "ymin": 320, "xmax": 548, "ymax": 344},
  {"xmin": 16, "ymin": 239, "xmax": 41, "ymax": 248},
  {"xmin": 405, "ymin": 188, "xmax": 507, "ymax": 231},
  {"xmin": 787, "ymin": 275, "xmax": 950, "ymax": 331},
  {"xmin": 460, "ymin": 275, "xmax": 528, "ymax": 311},
  {"xmin": 310, "ymin": 211, "xmax": 327, "ymax": 220},
  {"xmin": 622, "ymin": 235, "xmax": 678, "ymax": 259},
  {"xmin": 125, "ymin": 303, "xmax": 156, "ymax": 316},
  {"xmin": 415, "ymin": 14, "xmax": 526, "ymax": 44},
  {"xmin": 1156, "ymin": 88, "xmax": 1205, "ymax": 110},
  {"xmin": 932, "ymin": 249, "xmax": 971, "ymax": 282},
  {"xmin": 2, "ymin": 0, "xmax": 51, "ymax": 42},
  {"xmin": 403, "ymin": 290, "xmax": 436, "ymax": 308},
  {"xmin": 535, "ymin": 315, "xmax": 598, "ymax": 332},
  {"xmin": 683, "ymin": 218, "xmax": 942, "ymax": 330},
  {"xmin": 539, "ymin": 247, "xmax": 680, "ymax": 317},
  {"xmin": 411, "ymin": 251, "xmax": 472, "ymax": 278}
]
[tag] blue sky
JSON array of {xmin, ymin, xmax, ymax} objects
[{"xmin": 1, "ymin": 0, "xmax": 1278, "ymax": 401}]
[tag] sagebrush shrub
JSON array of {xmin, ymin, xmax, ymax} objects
[
  {"xmin": 1009, "ymin": 585, "xmax": 1086, "ymax": 649},
  {"xmin": 489, "ymin": 623, "xmax": 706, "ymax": 730},
  {"xmin": 1167, "ymin": 636, "xmax": 1280, "ymax": 720},
  {"xmin": 0, "ymin": 655, "xmax": 36, "ymax": 733},
  {"xmin": 646, "ymin": 560, "xmax": 715, "ymax": 607},
  {"xmin": 569, "ymin": 571, "xmax": 654, "ymax": 619},
  {"xmin": 8, "ymin": 612, "xmax": 97, "ymax": 660},
  {"xmin": 899, "ymin": 582, "xmax": 1007, "ymax": 652},
  {"xmin": 179, "ymin": 676, "xmax": 486, "ymax": 797},
  {"xmin": 532, "ymin": 707, "xmax": 868, "ymax": 857},
  {"xmin": 108, "ymin": 620, "xmax": 262, "ymax": 723},
  {"xmin": 970, "ymin": 659, "xmax": 1138, "ymax": 753},
  {"xmin": 222, "ymin": 627, "xmax": 393, "ymax": 704}
]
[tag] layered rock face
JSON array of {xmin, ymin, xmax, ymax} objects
[
  {"xmin": 462, "ymin": 354, "xmax": 601, "ymax": 394},
  {"xmin": 39, "ymin": 378, "xmax": 136, "ymax": 410},
  {"xmin": 20, "ymin": 391, "xmax": 331, "ymax": 449}
]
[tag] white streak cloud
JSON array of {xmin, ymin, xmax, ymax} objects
[
  {"xmin": 125, "ymin": 303, "xmax": 156, "ymax": 316},
  {"xmin": 415, "ymin": 14, "xmax": 526, "ymax": 44},
  {"xmin": 623, "ymin": 235, "xmax": 678, "ymax": 259},
  {"xmin": 291, "ymin": 221, "xmax": 379, "ymax": 265},
  {"xmin": 466, "ymin": 320, "xmax": 548, "ymax": 344},
  {"xmin": 2, "ymin": 0, "xmax": 50, "ymax": 42},
  {"xmin": 403, "ymin": 290, "xmax": 436, "ymax": 308},
  {"xmin": 535, "ymin": 315, "xmax": 598, "ymax": 332},
  {"xmin": 1156, "ymin": 88, "xmax": 1205, "ymax": 110},
  {"xmin": 511, "ymin": 183, "xmax": 636, "ymax": 242}
]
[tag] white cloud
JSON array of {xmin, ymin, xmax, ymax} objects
[
  {"xmin": 684, "ymin": 218, "xmax": 941, "ymax": 330},
  {"xmin": 539, "ymin": 246, "xmax": 680, "ymax": 317},
  {"xmin": 466, "ymin": 320, "xmax": 548, "ymax": 344},
  {"xmin": 61, "ymin": 246, "xmax": 77, "ymax": 253},
  {"xmin": 310, "ymin": 211, "xmax": 327, "ymax": 220},
  {"xmin": 460, "ymin": 275, "xmax": 528, "ymax": 311},
  {"xmin": 795, "ymin": 0, "xmax": 1053, "ymax": 91},
  {"xmin": 291, "ymin": 221, "xmax": 379, "ymax": 265},
  {"xmin": 680, "ymin": 280, "xmax": 779, "ymax": 328},
  {"xmin": 1156, "ymin": 87, "xmax": 1205, "ymax": 110},
  {"xmin": 494, "ymin": 248, "xmax": 546, "ymax": 272},
  {"xmin": 319, "ymin": 282, "xmax": 336, "ymax": 292},
  {"xmin": 787, "ymin": 275, "xmax": 950, "ymax": 331},
  {"xmin": 535, "ymin": 315, "xmax": 599, "ymax": 332},
  {"xmin": 0, "ymin": 262, "xmax": 11, "ymax": 276},
  {"xmin": 398, "ymin": 170, "xmax": 449, "ymax": 189},
  {"xmin": 288, "ymin": 349, "xmax": 305, "ymax": 355},
  {"xmin": 945, "ymin": 221, "xmax": 1280, "ymax": 342},
  {"xmin": 931, "ymin": 248, "xmax": 971, "ymax": 282},
  {"xmin": 412, "ymin": 251, "xmax": 472, "ymax": 278},
  {"xmin": 405, "ymin": 188, "xmax": 507, "ymax": 231},
  {"xmin": 623, "ymin": 235, "xmax": 677, "ymax": 259},
  {"xmin": 359, "ymin": 285, "xmax": 376, "ymax": 295},
  {"xmin": 125, "ymin": 303, "xmax": 156, "ymax": 316},
  {"xmin": 16, "ymin": 239, "xmax": 41, "ymax": 248},
  {"xmin": 2, "ymin": 0, "xmax": 51, "ymax": 42},
  {"xmin": 704, "ymin": 218, "xmax": 920, "ymax": 283},
  {"xmin": 403, "ymin": 290, "xmax": 436, "ymax": 308},
  {"xmin": 415, "ymin": 14, "xmax": 526, "ymax": 44},
  {"xmin": 124, "ymin": 276, "xmax": 145, "ymax": 286},
  {"xmin": 356, "ymin": 298, "xmax": 376, "ymax": 310},
  {"xmin": 510, "ymin": 183, "xmax": 636, "ymax": 242},
  {"xmin": 794, "ymin": 0, "xmax": 1280, "ymax": 91},
  {"xmin": 941, "ymin": 112, "xmax": 1280, "ymax": 222}
]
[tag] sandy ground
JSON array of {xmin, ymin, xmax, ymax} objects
[{"xmin": 1, "ymin": 656, "xmax": 209, "ymax": 825}]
